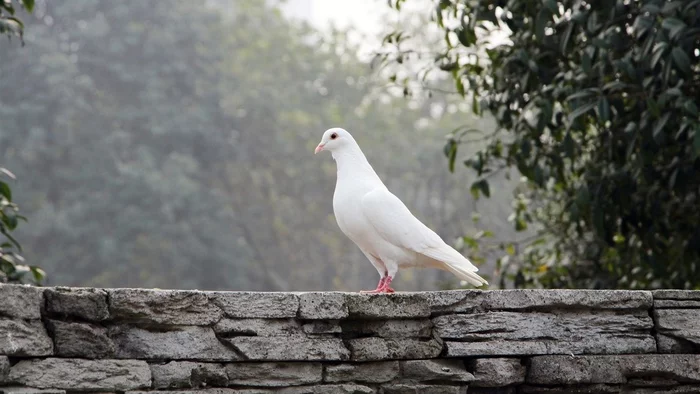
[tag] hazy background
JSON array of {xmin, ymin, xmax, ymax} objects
[{"xmin": 0, "ymin": 0, "xmax": 518, "ymax": 291}]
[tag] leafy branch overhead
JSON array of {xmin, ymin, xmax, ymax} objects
[
  {"xmin": 383, "ymin": 0, "xmax": 700, "ymax": 289},
  {"xmin": 0, "ymin": 0, "xmax": 34, "ymax": 44}
]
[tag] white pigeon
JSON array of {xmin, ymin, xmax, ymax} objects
[{"xmin": 315, "ymin": 127, "xmax": 488, "ymax": 293}]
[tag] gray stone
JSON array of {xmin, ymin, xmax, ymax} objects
[
  {"xmin": 519, "ymin": 385, "xmax": 619, "ymax": 394},
  {"xmin": 298, "ymin": 292, "xmax": 348, "ymax": 319},
  {"xmin": 401, "ymin": 359, "xmax": 474, "ymax": 382},
  {"xmin": 226, "ymin": 362, "xmax": 322, "ymax": 386},
  {"xmin": 45, "ymin": 287, "xmax": 109, "ymax": 321},
  {"xmin": 47, "ymin": 320, "xmax": 114, "ymax": 358},
  {"xmin": 302, "ymin": 321, "xmax": 341, "ymax": 335},
  {"xmin": 224, "ymin": 337, "xmax": 350, "ymax": 361},
  {"xmin": 347, "ymin": 337, "xmax": 443, "ymax": 361},
  {"xmin": 468, "ymin": 358, "xmax": 525, "ymax": 387},
  {"xmin": 381, "ymin": 384, "xmax": 466, "ymax": 394},
  {"xmin": 425, "ymin": 290, "xmax": 652, "ymax": 314},
  {"xmin": 0, "ymin": 388, "xmax": 66, "ymax": 394},
  {"xmin": 654, "ymin": 299, "xmax": 700, "ymax": 308},
  {"xmin": 8, "ymin": 358, "xmax": 150, "ymax": 390},
  {"xmin": 213, "ymin": 318, "xmax": 302, "ymax": 336},
  {"xmin": 127, "ymin": 390, "xmax": 246, "ymax": 394},
  {"xmin": 654, "ymin": 309, "xmax": 700, "ymax": 351},
  {"xmin": 278, "ymin": 384, "xmax": 375, "ymax": 394},
  {"xmin": 341, "ymin": 319, "xmax": 432, "ymax": 338},
  {"xmin": 345, "ymin": 293, "xmax": 430, "ymax": 319},
  {"xmin": 210, "ymin": 292, "xmax": 299, "ymax": 318},
  {"xmin": 526, "ymin": 355, "xmax": 700, "ymax": 385},
  {"xmin": 656, "ymin": 333, "xmax": 696, "ymax": 353},
  {"xmin": 325, "ymin": 361, "xmax": 399, "ymax": 383},
  {"xmin": 109, "ymin": 288, "xmax": 222, "ymax": 325},
  {"xmin": 109, "ymin": 325, "xmax": 240, "ymax": 361},
  {"xmin": 435, "ymin": 311, "xmax": 655, "ymax": 356},
  {"xmin": 150, "ymin": 361, "xmax": 227, "ymax": 389},
  {"xmin": 653, "ymin": 290, "xmax": 700, "ymax": 300},
  {"xmin": 0, "ymin": 356, "xmax": 8, "ymax": 382},
  {"xmin": 0, "ymin": 284, "xmax": 43, "ymax": 319},
  {"xmin": 0, "ymin": 318, "xmax": 53, "ymax": 356}
]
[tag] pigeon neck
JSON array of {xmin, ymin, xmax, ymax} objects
[{"xmin": 332, "ymin": 146, "xmax": 382, "ymax": 183}]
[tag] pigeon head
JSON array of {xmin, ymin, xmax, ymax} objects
[{"xmin": 314, "ymin": 127, "xmax": 355, "ymax": 155}]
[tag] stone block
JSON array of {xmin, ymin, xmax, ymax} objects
[
  {"xmin": 653, "ymin": 290, "xmax": 700, "ymax": 300},
  {"xmin": 150, "ymin": 361, "xmax": 227, "ymax": 389},
  {"xmin": 467, "ymin": 358, "xmax": 525, "ymax": 387},
  {"xmin": 0, "ymin": 388, "xmax": 66, "ymax": 394},
  {"xmin": 0, "ymin": 318, "xmax": 53, "ymax": 356},
  {"xmin": 226, "ymin": 362, "xmax": 322, "ymax": 386},
  {"xmin": 526, "ymin": 355, "xmax": 700, "ymax": 385},
  {"xmin": 298, "ymin": 292, "xmax": 348, "ymax": 319},
  {"xmin": 0, "ymin": 285, "xmax": 43, "ymax": 319},
  {"xmin": 346, "ymin": 337, "xmax": 443, "ymax": 361},
  {"xmin": 401, "ymin": 359, "xmax": 473, "ymax": 382},
  {"xmin": 213, "ymin": 318, "xmax": 302, "ymax": 337},
  {"xmin": 302, "ymin": 321, "xmax": 341, "ymax": 335},
  {"xmin": 654, "ymin": 309, "xmax": 700, "ymax": 351},
  {"xmin": 277, "ymin": 384, "xmax": 375, "ymax": 394},
  {"xmin": 426, "ymin": 290, "xmax": 652, "ymax": 314},
  {"xmin": 381, "ymin": 384, "xmax": 466, "ymax": 394},
  {"xmin": 47, "ymin": 320, "xmax": 114, "ymax": 358},
  {"xmin": 325, "ymin": 361, "xmax": 399, "ymax": 383},
  {"xmin": 341, "ymin": 319, "xmax": 432, "ymax": 338},
  {"xmin": 109, "ymin": 325, "xmax": 240, "ymax": 361},
  {"xmin": 345, "ymin": 293, "xmax": 430, "ymax": 319},
  {"xmin": 0, "ymin": 356, "xmax": 8, "ymax": 383},
  {"xmin": 109, "ymin": 288, "xmax": 222, "ymax": 325},
  {"xmin": 8, "ymin": 358, "xmax": 151, "ymax": 390},
  {"xmin": 435, "ymin": 311, "xmax": 655, "ymax": 356},
  {"xmin": 224, "ymin": 337, "xmax": 349, "ymax": 361},
  {"xmin": 45, "ymin": 287, "xmax": 109, "ymax": 321},
  {"xmin": 210, "ymin": 292, "xmax": 299, "ymax": 318}
]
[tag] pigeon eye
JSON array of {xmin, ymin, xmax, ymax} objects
[{"xmin": 331, "ymin": 133, "xmax": 338, "ymax": 140}]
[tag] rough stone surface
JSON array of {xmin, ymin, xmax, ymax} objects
[
  {"xmin": 521, "ymin": 386, "xmax": 700, "ymax": 394},
  {"xmin": 655, "ymin": 299, "xmax": 700, "ymax": 308},
  {"xmin": 109, "ymin": 325, "xmax": 240, "ymax": 361},
  {"xmin": 468, "ymin": 358, "xmax": 525, "ymax": 387},
  {"xmin": 0, "ymin": 388, "xmax": 66, "ymax": 394},
  {"xmin": 226, "ymin": 362, "xmax": 322, "ymax": 386},
  {"xmin": 401, "ymin": 359, "xmax": 474, "ymax": 382},
  {"xmin": 47, "ymin": 320, "xmax": 114, "ymax": 358},
  {"xmin": 277, "ymin": 384, "xmax": 375, "ymax": 394},
  {"xmin": 436, "ymin": 311, "xmax": 655, "ymax": 356},
  {"xmin": 302, "ymin": 321, "xmax": 341, "ymax": 335},
  {"xmin": 0, "ymin": 356, "xmax": 8, "ymax": 383},
  {"xmin": 346, "ymin": 337, "xmax": 443, "ymax": 361},
  {"xmin": 0, "ymin": 285, "xmax": 43, "ymax": 319},
  {"xmin": 654, "ymin": 309, "xmax": 700, "ymax": 351},
  {"xmin": 0, "ymin": 318, "xmax": 53, "ymax": 356},
  {"xmin": 224, "ymin": 337, "xmax": 350, "ymax": 361},
  {"xmin": 341, "ymin": 319, "xmax": 432, "ymax": 338},
  {"xmin": 426, "ymin": 290, "xmax": 652, "ymax": 314},
  {"xmin": 298, "ymin": 292, "xmax": 348, "ymax": 319},
  {"xmin": 210, "ymin": 292, "xmax": 299, "ymax": 318},
  {"xmin": 213, "ymin": 318, "xmax": 302, "ymax": 336},
  {"xmin": 653, "ymin": 290, "xmax": 700, "ymax": 300},
  {"xmin": 527, "ymin": 355, "xmax": 700, "ymax": 385},
  {"xmin": 150, "ymin": 361, "xmax": 227, "ymax": 389},
  {"xmin": 8, "ymin": 358, "xmax": 151, "ymax": 390},
  {"xmin": 345, "ymin": 293, "xmax": 430, "ymax": 319},
  {"xmin": 109, "ymin": 288, "xmax": 222, "ymax": 325},
  {"xmin": 325, "ymin": 362, "xmax": 399, "ymax": 383},
  {"xmin": 44, "ymin": 287, "xmax": 109, "ymax": 321},
  {"xmin": 381, "ymin": 384, "xmax": 466, "ymax": 394}
]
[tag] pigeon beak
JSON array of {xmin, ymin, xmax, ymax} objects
[{"xmin": 314, "ymin": 143, "xmax": 325, "ymax": 154}]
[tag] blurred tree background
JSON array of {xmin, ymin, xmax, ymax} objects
[
  {"xmin": 0, "ymin": 0, "xmax": 518, "ymax": 290},
  {"xmin": 381, "ymin": 0, "xmax": 700, "ymax": 289}
]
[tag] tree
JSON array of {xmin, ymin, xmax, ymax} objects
[{"xmin": 382, "ymin": 0, "xmax": 700, "ymax": 289}]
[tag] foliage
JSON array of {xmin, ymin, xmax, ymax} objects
[
  {"xmin": 0, "ymin": 0, "xmax": 515, "ymax": 290},
  {"xmin": 1, "ymin": 0, "xmax": 45, "ymax": 284},
  {"xmin": 383, "ymin": 0, "xmax": 700, "ymax": 289}
]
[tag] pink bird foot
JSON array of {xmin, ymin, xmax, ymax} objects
[{"xmin": 360, "ymin": 277, "xmax": 386, "ymax": 294}]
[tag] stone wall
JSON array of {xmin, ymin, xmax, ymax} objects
[{"xmin": 0, "ymin": 285, "xmax": 699, "ymax": 393}]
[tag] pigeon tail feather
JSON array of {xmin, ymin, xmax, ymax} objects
[{"xmin": 440, "ymin": 259, "xmax": 489, "ymax": 286}]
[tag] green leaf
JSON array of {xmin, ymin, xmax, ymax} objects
[
  {"xmin": 694, "ymin": 126, "xmax": 700, "ymax": 157},
  {"xmin": 471, "ymin": 179, "xmax": 490, "ymax": 199},
  {"xmin": 661, "ymin": 17, "xmax": 686, "ymax": 39},
  {"xmin": 653, "ymin": 113, "xmax": 671, "ymax": 140},
  {"xmin": 535, "ymin": 8, "xmax": 550, "ymax": 42},
  {"xmin": 21, "ymin": 0, "xmax": 34, "ymax": 12},
  {"xmin": 671, "ymin": 47, "xmax": 691, "ymax": 75},
  {"xmin": 30, "ymin": 266, "xmax": 45, "ymax": 283},
  {"xmin": 569, "ymin": 100, "xmax": 597, "ymax": 122},
  {"xmin": 597, "ymin": 97, "xmax": 610, "ymax": 123},
  {"xmin": 0, "ymin": 182, "xmax": 11, "ymax": 201}
]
